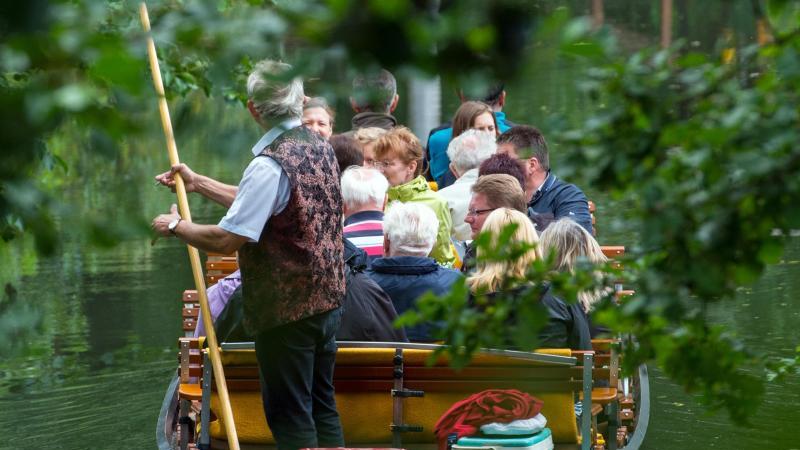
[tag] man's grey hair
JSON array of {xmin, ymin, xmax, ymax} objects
[
  {"xmin": 383, "ymin": 201, "xmax": 439, "ymax": 257},
  {"xmin": 351, "ymin": 69, "xmax": 397, "ymax": 113},
  {"xmin": 341, "ymin": 166, "xmax": 389, "ymax": 212},
  {"xmin": 247, "ymin": 60, "xmax": 305, "ymax": 121},
  {"xmin": 446, "ymin": 129, "xmax": 497, "ymax": 174}
]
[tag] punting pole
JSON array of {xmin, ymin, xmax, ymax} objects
[{"xmin": 138, "ymin": 4, "xmax": 240, "ymax": 449}]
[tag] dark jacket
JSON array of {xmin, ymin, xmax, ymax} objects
[
  {"xmin": 350, "ymin": 112, "xmax": 398, "ymax": 131},
  {"xmin": 344, "ymin": 237, "xmax": 370, "ymax": 271},
  {"xmin": 537, "ymin": 284, "xmax": 592, "ymax": 350},
  {"xmin": 472, "ymin": 283, "xmax": 592, "ymax": 351},
  {"xmin": 460, "ymin": 243, "xmax": 476, "ymax": 275},
  {"xmin": 339, "ymin": 240, "xmax": 408, "ymax": 342},
  {"xmin": 337, "ymin": 264, "xmax": 409, "ymax": 342},
  {"xmin": 367, "ymin": 256, "xmax": 462, "ymax": 342},
  {"xmin": 528, "ymin": 173, "xmax": 593, "ymax": 234}
]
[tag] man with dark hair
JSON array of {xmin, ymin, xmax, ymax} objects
[
  {"xmin": 349, "ymin": 68, "xmax": 399, "ymax": 131},
  {"xmin": 478, "ymin": 153, "xmax": 526, "ymax": 191},
  {"xmin": 425, "ymin": 82, "xmax": 515, "ymax": 183},
  {"xmin": 496, "ymin": 126, "xmax": 593, "ymax": 234}
]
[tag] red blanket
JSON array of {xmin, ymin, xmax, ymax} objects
[{"xmin": 433, "ymin": 389, "xmax": 544, "ymax": 450}]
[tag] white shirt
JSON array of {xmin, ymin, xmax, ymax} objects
[{"xmin": 436, "ymin": 168, "xmax": 479, "ymax": 242}]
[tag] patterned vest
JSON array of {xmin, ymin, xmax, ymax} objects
[{"xmin": 238, "ymin": 126, "xmax": 345, "ymax": 334}]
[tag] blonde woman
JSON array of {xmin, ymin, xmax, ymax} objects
[
  {"xmin": 468, "ymin": 209, "xmax": 591, "ymax": 350},
  {"xmin": 467, "ymin": 208, "xmax": 540, "ymax": 293},
  {"xmin": 539, "ymin": 218, "xmax": 609, "ymax": 314}
]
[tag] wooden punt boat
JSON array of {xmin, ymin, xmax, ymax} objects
[
  {"xmin": 157, "ymin": 340, "xmax": 649, "ymax": 450},
  {"xmin": 156, "ymin": 244, "xmax": 649, "ymax": 450}
]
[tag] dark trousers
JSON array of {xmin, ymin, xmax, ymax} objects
[{"xmin": 254, "ymin": 307, "xmax": 344, "ymax": 450}]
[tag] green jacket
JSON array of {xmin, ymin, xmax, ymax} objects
[{"xmin": 386, "ymin": 175, "xmax": 456, "ymax": 266}]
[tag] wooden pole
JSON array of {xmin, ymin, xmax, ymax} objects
[
  {"xmin": 138, "ymin": 4, "xmax": 240, "ymax": 449},
  {"xmin": 591, "ymin": 0, "xmax": 604, "ymax": 29},
  {"xmin": 661, "ymin": 0, "xmax": 673, "ymax": 49}
]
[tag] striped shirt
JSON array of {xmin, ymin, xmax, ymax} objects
[{"xmin": 343, "ymin": 210, "xmax": 385, "ymax": 263}]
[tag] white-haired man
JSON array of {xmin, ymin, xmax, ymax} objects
[
  {"xmin": 151, "ymin": 59, "xmax": 345, "ymax": 450},
  {"xmin": 437, "ymin": 129, "xmax": 497, "ymax": 241},
  {"xmin": 341, "ymin": 166, "xmax": 389, "ymax": 263},
  {"xmin": 367, "ymin": 202, "xmax": 462, "ymax": 342}
]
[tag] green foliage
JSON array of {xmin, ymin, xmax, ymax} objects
[
  {"xmin": 399, "ymin": 1, "xmax": 800, "ymax": 424},
  {"xmin": 0, "ymin": 0, "xmax": 540, "ymax": 254},
  {"xmin": 551, "ymin": 8, "xmax": 800, "ymax": 422}
]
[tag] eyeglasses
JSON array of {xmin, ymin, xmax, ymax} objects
[
  {"xmin": 373, "ymin": 160, "xmax": 392, "ymax": 169},
  {"xmin": 466, "ymin": 207, "xmax": 496, "ymax": 217},
  {"xmin": 373, "ymin": 160, "xmax": 396, "ymax": 170}
]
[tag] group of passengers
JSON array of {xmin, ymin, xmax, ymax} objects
[
  {"xmin": 152, "ymin": 61, "xmax": 610, "ymax": 450},
  {"xmin": 192, "ymin": 67, "xmax": 606, "ymax": 352}
]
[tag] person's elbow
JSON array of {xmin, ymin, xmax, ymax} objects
[{"xmin": 218, "ymin": 230, "xmax": 248, "ymax": 254}]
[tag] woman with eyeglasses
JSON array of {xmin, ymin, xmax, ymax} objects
[
  {"xmin": 372, "ymin": 127, "xmax": 456, "ymax": 267},
  {"xmin": 467, "ymin": 208, "xmax": 592, "ymax": 350}
]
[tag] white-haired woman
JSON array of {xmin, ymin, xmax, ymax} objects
[
  {"xmin": 437, "ymin": 129, "xmax": 497, "ymax": 241},
  {"xmin": 367, "ymin": 201, "xmax": 462, "ymax": 342},
  {"xmin": 468, "ymin": 208, "xmax": 591, "ymax": 350}
]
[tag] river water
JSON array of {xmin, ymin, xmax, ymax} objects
[{"xmin": 1, "ymin": 2, "xmax": 799, "ymax": 449}]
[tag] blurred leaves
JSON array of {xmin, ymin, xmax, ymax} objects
[
  {"xmin": 404, "ymin": 0, "xmax": 800, "ymax": 424},
  {"xmin": 1, "ymin": 0, "xmax": 541, "ymax": 254},
  {"xmin": 549, "ymin": 4, "xmax": 800, "ymax": 422}
]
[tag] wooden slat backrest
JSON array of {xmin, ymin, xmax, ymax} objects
[
  {"xmin": 600, "ymin": 245, "xmax": 625, "ymax": 259},
  {"xmin": 206, "ymin": 259, "xmax": 238, "ymax": 272},
  {"xmin": 204, "ymin": 253, "xmax": 237, "ymax": 287},
  {"xmin": 182, "ymin": 290, "xmax": 199, "ymax": 335}
]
